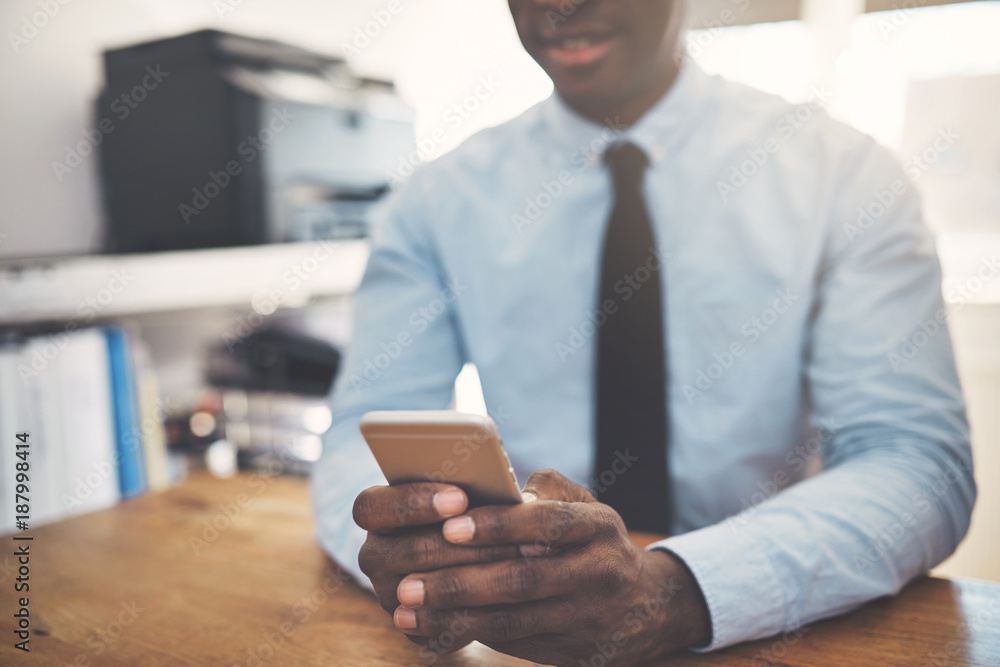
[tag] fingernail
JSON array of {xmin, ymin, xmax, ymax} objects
[
  {"xmin": 521, "ymin": 491, "xmax": 538, "ymax": 503},
  {"xmin": 395, "ymin": 607, "xmax": 417, "ymax": 630},
  {"xmin": 442, "ymin": 516, "xmax": 475, "ymax": 543},
  {"xmin": 397, "ymin": 579, "xmax": 425, "ymax": 607},
  {"xmin": 433, "ymin": 488, "xmax": 467, "ymax": 517}
]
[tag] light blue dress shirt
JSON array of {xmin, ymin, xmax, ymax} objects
[{"xmin": 312, "ymin": 62, "xmax": 976, "ymax": 651}]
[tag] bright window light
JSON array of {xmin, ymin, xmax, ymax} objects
[
  {"xmin": 454, "ymin": 362, "xmax": 488, "ymax": 417},
  {"xmin": 687, "ymin": 20, "xmax": 817, "ymax": 104},
  {"xmin": 843, "ymin": 2, "xmax": 1000, "ymax": 148}
]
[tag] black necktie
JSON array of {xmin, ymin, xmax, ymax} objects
[{"xmin": 593, "ymin": 142, "xmax": 672, "ymax": 534}]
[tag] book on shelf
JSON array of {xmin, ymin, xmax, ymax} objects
[
  {"xmin": 56, "ymin": 328, "xmax": 121, "ymax": 515},
  {"xmin": 0, "ymin": 326, "xmax": 170, "ymax": 532},
  {"xmin": 106, "ymin": 327, "xmax": 147, "ymax": 499},
  {"xmin": 132, "ymin": 339, "xmax": 170, "ymax": 492}
]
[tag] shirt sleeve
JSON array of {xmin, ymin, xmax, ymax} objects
[
  {"xmin": 311, "ymin": 181, "xmax": 466, "ymax": 589},
  {"xmin": 649, "ymin": 140, "xmax": 976, "ymax": 650}
]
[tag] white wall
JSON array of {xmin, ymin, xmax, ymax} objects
[{"xmin": 0, "ymin": 0, "xmax": 550, "ymax": 259}]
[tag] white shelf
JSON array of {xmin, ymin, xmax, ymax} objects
[
  {"xmin": 0, "ymin": 240, "xmax": 370, "ymax": 325},
  {"xmin": 0, "ymin": 232, "xmax": 995, "ymax": 327}
]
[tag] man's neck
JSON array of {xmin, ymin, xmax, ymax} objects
[{"xmin": 562, "ymin": 59, "xmax": 682, "ymax": 129}]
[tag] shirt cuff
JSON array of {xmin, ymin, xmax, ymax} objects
[{"xmin": 647, "ymin": 523, "xmax": 786, "ymax": 652}]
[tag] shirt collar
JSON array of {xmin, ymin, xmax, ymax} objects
[{"xmin": 539, "ymin": 59, "xmax": 709, "ymax": 166}]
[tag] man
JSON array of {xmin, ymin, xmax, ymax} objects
[{"xmin": 312, "ymin": 0, "xmax": 975, "ymax": 664}]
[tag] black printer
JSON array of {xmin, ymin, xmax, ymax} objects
[{"xmin": 98, "ymin": 29, "xmax": 414, "ymax": 253}]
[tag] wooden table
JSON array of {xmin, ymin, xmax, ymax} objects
[{"xmin": 2, "ymin": 473, "xmax": 998, "ymax": 666}]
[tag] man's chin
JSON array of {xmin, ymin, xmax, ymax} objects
[{"xmin": 554, "ymin": 84, "xmax": 628, "ymax": 123}]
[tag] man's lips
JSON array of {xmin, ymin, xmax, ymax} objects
[{"xmin": 544, "ymin": 34, "xmax": 615, "ymax": 67}]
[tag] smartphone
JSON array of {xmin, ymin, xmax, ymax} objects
[{"xmin": 360, "ymin": 410, "xmax": 522, "ymax": 507}]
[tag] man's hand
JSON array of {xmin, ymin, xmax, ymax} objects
[
  {"xmin": 353, "ymin": 481, "xmax": 522, "ymax": 656},
  {"xmin": 390, "ymin": 470, "xmax": 711, "ymax": 667}
]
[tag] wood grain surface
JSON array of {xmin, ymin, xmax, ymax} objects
[{"xmin": 1, "ymin": 472, "xmax": 997, "ymax": 666}]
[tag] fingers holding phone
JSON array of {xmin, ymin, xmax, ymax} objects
[
  {"xmin": 354, "ymin": 482, "xmax": 522, "ymax": 614},
  {"xmin": 353, "ymin": 410, "xmax": 526, "ymax": 642},
  {"xmin": 352, "ymin": 481, "xmax": 468, "ymax": 534},
  {"xmin": 354, "ymin": 483, "xmax": 520, "ymax": 660}
]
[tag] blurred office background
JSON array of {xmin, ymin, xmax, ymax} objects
[{"xmin": 0, "ymin": 0, "xmax": 997, "ymax": 581}]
